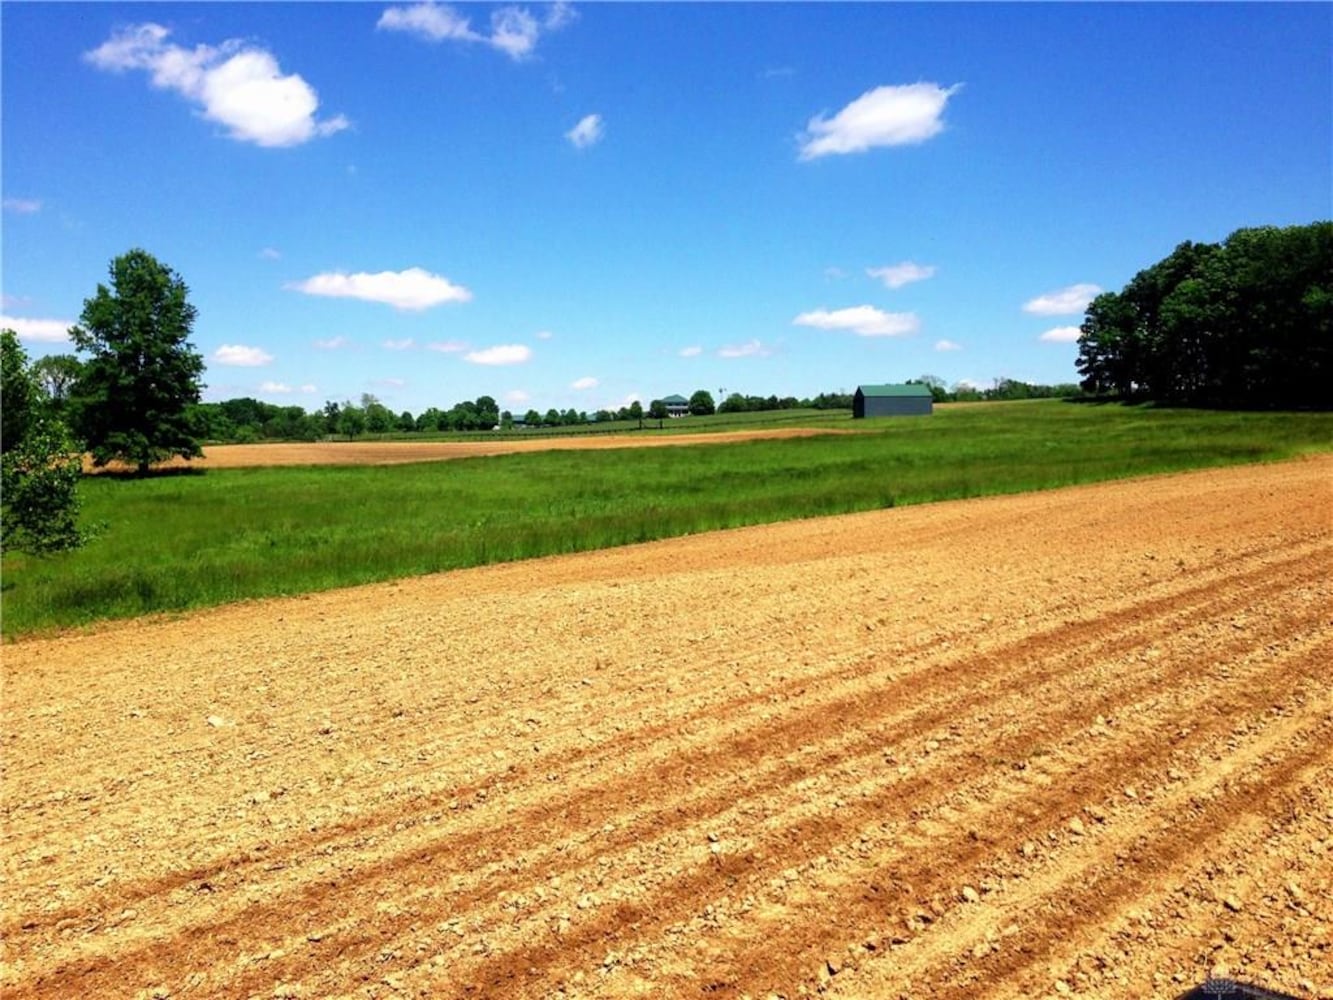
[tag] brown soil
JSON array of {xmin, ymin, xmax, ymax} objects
[
  {"xmin": 83, "ymin": 428, "xmax": 844, "ymax": 472},
  {"xmin": 3, "ymin": 457, "xmax": 1331, "ymax": 1000}
]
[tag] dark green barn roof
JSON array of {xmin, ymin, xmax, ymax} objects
[{"xmin": 856, "ymin": 383, "xmax": 933, "ymax": 398}]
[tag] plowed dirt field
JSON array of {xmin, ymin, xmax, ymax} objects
[
  {"xmin": 3, "ymin": 458, "xmax": 1331, "ymax": 1000},
  {"xmin": 83, "ymin": 429, "xmax": 842, "ymax": 471}
]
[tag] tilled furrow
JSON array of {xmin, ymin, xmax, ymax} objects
[
  {"xmin": 203, "ymin": 564, "xmax": 1331, "ymax": 998},
  {"xmin": 459, "ymin": 619, "xmax": 1331, "ymax": 998},
  {"xmin": 5, "ymin": 544, "xmax": 1325, "ymax": 998}
]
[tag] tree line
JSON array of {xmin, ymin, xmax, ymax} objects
[{"xmin": 1076, "ymin": 222, "xmax": 1331, "ymax": 408}]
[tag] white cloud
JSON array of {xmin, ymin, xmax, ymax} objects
[
  {"xmin": 678, "ymin": 345, "xmax": 703, "ymax": 358},
  {"xmin": 288, "ymin": 267, "xmax": 472, "ymax": 311},
  {"xmin": 799, "ymin": 82, "xmax": 961, "ymax": 160},
  {"xmin": 534, "ymin": 329, "xmax": 554, "ymax": 340},
  {"xmin": 934, "ymin": 339, "xmax": 963, "ymax": 351},
  {"xmin": 2, "ymin": 315, "xmax": 71, "ymax": 343},
  {"xmin": 212, "ymin": 344, "xmax": 274, "ymax": 367},
  {"xmin": 718, "ymin": 339, "xmax": 771, "ymax": 359},
  {"xmin": 566, "ymin": 113, "xmax": 604, "ymax": 149},
  {"xmin": 464, "ymin": 344, "xmax": 532, "ymax": 365},
  {"xmin": 2, "ymin": 198, "xmax": 42, "ymax": 214},
  {"xmin": 868, "ymin": 261, "xmax": 936, "ymax": 289},
  {"xmin": 570, "ymin": 376, "xmax": 598, "ymax": 390},
  {"xmin": 379, "ymin": 2, "xmax": 477, "ymax": 42},
  {"xmin": 1023, "ymin": 283, "xmax": 1102, "ymax": 316},
  {"xmin": 314, "ymin": 335, "xmax": 350, "ymax": 350},
  {"xmin": 823, "ymin": 266, "xmax": 848, "ymax": 281},
  {"xmin": 382, "ymin": 338, "xmax": 415, "ymax": 350},
  {"xmin": 489, "ymin": 6, "xmax": 541, "ymax": 58},
  {"xmin": 1039, "ymin": 325, "xmax": 1083, "ymax": 343},
  {"xmin": 427, "ymin": 340, "xmax": 468, "ymax": 353},
  {"xmin": 259, "ymin": 247, "xmax": 281, "ymax": 260},
  {"xmin": 85, "ymin": 24, "xmax": 348, "ymax": 148},
  {"xmin": 260, "ymin": 380, "xmax": 293, "ymax": 393},
  {"xmin": 377, "ymin": 1, "xmax": 574, "ymax": 60},
  {"xmin": 793, "ymin": 305, "xmax": 920, "ymax": 338},
  {"xmin": 374, "ymin": 377, "xmax": 407, "ymax": 388},
  {"xmin": 505, "ymin": 389, "xmax": 531, "ymax": 404}
]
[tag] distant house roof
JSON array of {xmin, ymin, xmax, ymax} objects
[
  {"xmin": 661, "ymin": 394, "xmax": 689, "ymax": 404},
  {"xmin": 857, "ymin": 383, "xmax": 933, "ymax": 398}
]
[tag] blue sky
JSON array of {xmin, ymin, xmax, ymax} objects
[{"xmin": 3, "ymin": 2, "xmax": 1329, "ymax": 416}]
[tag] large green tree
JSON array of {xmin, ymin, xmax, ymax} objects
[
  {"xmin": 1076, "ymin": 222, "xmax": 1331, "ymax": 408},
  {"xmin": 70, "ymin": 249, "xmax": 206, "ymax": 474},
  {"xmin": 30, "ymin": 354, "xmax": 84, "ymax": 413},
  {"xmin": 1, "ymin": 330, "xmax": 87, "ymax": 554},
  {"xmin": 688, "ymin": 389, "xmax": 716, "ymax": 416}
]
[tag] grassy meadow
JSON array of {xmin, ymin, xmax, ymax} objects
[{"xmin": 4, "ymin": 400, "xmax": 1331, "ymax": 638}]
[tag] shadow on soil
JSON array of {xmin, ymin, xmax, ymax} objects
[{"xmin": 1174, "ymin": 979, "xmax": 1308, "ymax": 1000}]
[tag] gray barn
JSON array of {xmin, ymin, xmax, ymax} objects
[{"xmin": 853, "ymin": 383, "xmax": 933, "ymax": 418}]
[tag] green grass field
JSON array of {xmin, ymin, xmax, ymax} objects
[
  {"xmin": 328, "ymin": 405, "xmax": 851, "ymax": 442},
  {"xmin": 4, "ymin": 401, "xmax": 1330, "ymax": 638}
]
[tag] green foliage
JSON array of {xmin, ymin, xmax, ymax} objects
[
  {"xmin": 70, "ymin": 249, "xmax": 206, "ymax": 472},
  {"xmin": 5, "ymin": 401, "xmax": 1331, "ymax": 636},
  {"xmin": 2, "ymin": 421, "xmax": 86, "ymax": 556},
  {"xmin": 362, "ymin": 394, "xmax": 395, "ymax": 433},
  {"xmin": 2, "ymin": 329, "xmax": 41, "ymax": 454},
  {"xmin": 1076, "ymin": 222, "xmax": 1333, "ymax": 407},
  {"xmin": 688, "ymin": 389, "xmax": 716, "ymax": 416},
  {"xmin": 30, "ymin": 354, "xmax": 84, "ymax": 413},
  {"xmin": 1, "ymin": 330, "xmax": 88, "ymax": 555},
  {"xmin": 337, "ymin": 404, "xmax": 366, "ymax": 439}
]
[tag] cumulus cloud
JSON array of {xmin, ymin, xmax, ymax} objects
[
  {"xmin": 678, "ymin": 345, "xmax": 703, "ymax": 358},
  {"xmin": 84, "ymin": 23, "xmax": 349, "ymax": 148},
  {"xmin": 1039, "ymin": 325, "xmax": 1082, "ymax": 343},
  {"xmin": 571, "ymin": 376, "xmax": 599, "ymax": 390},
  {"xmin": 793, "ymin": 305, "xmax": 920, "ymax": 338},
  {"xmin": 2, "ymin": 315, "xmax": 71, "ymax": 343},
  {"xmin": 867, "ymin": 261, "xmax": 936, "ymax": 289},
  {"xmin": 260, "ymin": 380, "xmax": 292, "ymax": 393},
  {"xmin": 427, "ymin": 340, "xmax": 468, "ymax": 353},
  {"xmin": 259, "ymin": 247, "xmax": 281, "ymax": 260},
  {"xmin": 2, "ymin": 198, "xmax": 42, "ymax": 214},
  {"xmin": 377, "ymin": 1, "xmax": 574, "ymax": 60},
  {"xmin": 799, "ymin": 82, "xmax": 960, "ymax": 160},
  {"xmin": 565, "ymin": 113, "xmax": 604, "ymax": 149},
  {"xmin": 718, "ymin": 339, "xmax": 771, "ymax": 359},
  {"xmin": 935, "ymin": 339, "xmax": 963, "ymax": 351},
  {"xmin": 382, "ymin": 338, "xmax": 415, "ymax": 350},
  {"xmin": 212, "ymin": 344, "xmax": 274, "ymax": 366},
  {"xmin": 314, "ymin": 335, "xmax": 350, "ymax": 350},
  {"xmin": 1023, "ymin": 283, "xmax": 1102, "ymax": 316},
  {"xmin": 288, "ymin": 267, "xmax": 472, "ymax": 311},
  {"xmin": 464, "ymin": 344, "xmax": 532, "ymax": 365}
]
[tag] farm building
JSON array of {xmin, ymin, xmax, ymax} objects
[
  {"xmin": 661, "ymin": 394, "xmax": 690, "ymax": 417},
  {"xmin": 853, "ymin": 383, "xmax": 934, "ymax": 418}
]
